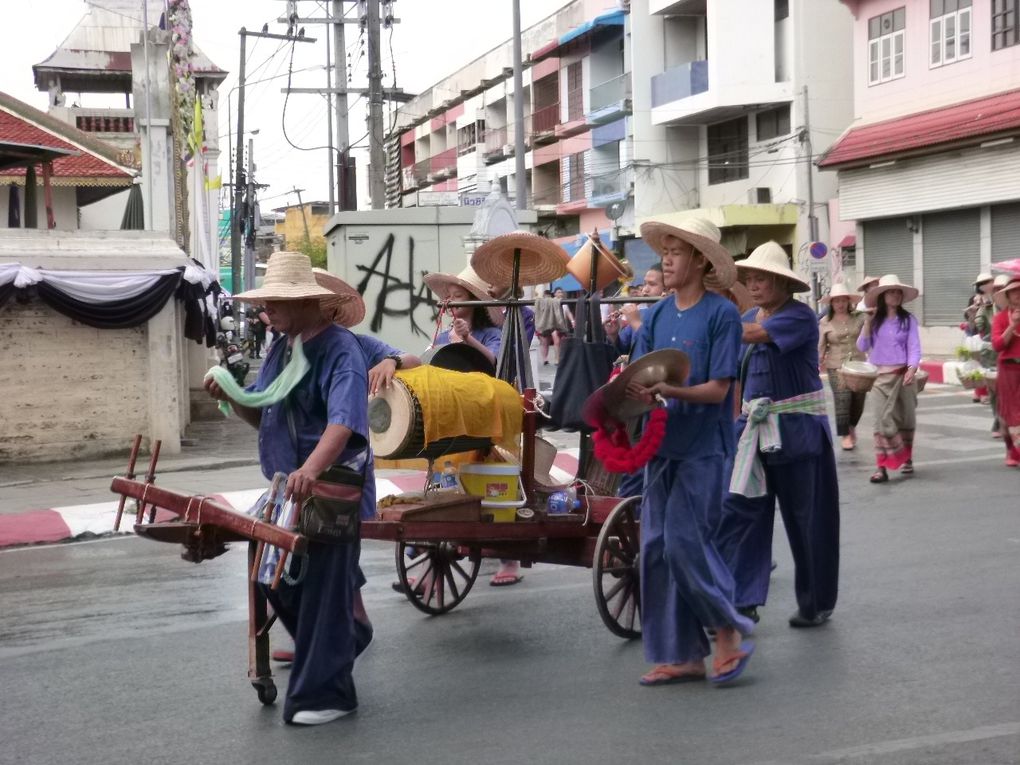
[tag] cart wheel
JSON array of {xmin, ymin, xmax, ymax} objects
[
  {"xmin": 252, "ymin": 678, "xmax": 277, "ymax": 705},
  {"xmin": 395, "ymin": 542, "xmax": 480, "ymax": 616},
  {"xmin": 593, "ymin": 496, "xmax": 642, "ymax": 639}
]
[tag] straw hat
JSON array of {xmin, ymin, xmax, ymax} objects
[
  {"xmin": 565, "ymin": 233, "xmax": 634, "ymax": 291},
  {"xmin": 993, "ymin": 277, "xmax": 1020, "ymax": 309},
  {"xmin": 312, "ymin": 268, "xmax": 366, "ymax": 328},
  {"xmin": 819, "ymin": 281, "xmax": 861, "ymax": 305},
  {"xmin": 864, "ymin": 274, "xmax": 920, "ymax": 308},
  {"xmin": 582, "ymin": 349, "xmax": 691, "ymax": 426},
  {"xmin": 993, "ymin": 273, "xmax": 1011, "ymax": 288},
  {"xmin": 640, "ymin": 218, "xmax": 736, "ymax": 290},
  {"xmin": 973, "ymin": 271, "xmax": 994, "ymax": 286},
  {"xmin": 736, "ymin": 241, "xmax": 810, "ymax": 293},
  {"xmin": 423, "ymin": 265, "xmax": 504, "ymax": 327},
  {"xmin": 233, "ymin": 252, "xmax": 337, "ymax": 303},
  {"xmin": 471, "ymin": 232, "xmax": 569, "ymax": 289},
  {"xmin": 857, "ymin": 275, "xmax": 880, "ymax": 292}
]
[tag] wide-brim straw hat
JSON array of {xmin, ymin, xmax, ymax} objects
[
  {"xmin": 993, "ymin": 277, "xmax": 1020, "ymax": 309},
  {"xmin": 565, "ymin": 234, "xmax": 634, "ymax": 291},
  {"xmin": 974, "ymin": 271, "xmax": 994, "ymax": 286},
  {"xmin": 312, "ymin": 268, "xmax": 366, "ymax": 328},
  {"xmin": 819, "ymin": 281, "xmax": 861, "ymax": 305},
  {"xmin": 736, "ymin": 241, "xmax": 811, "ymax": 293},
  {"xmin": 471, "ymin": 231, "xmax": 569, "ymax": 289},
  {"xmin": 233, "ymin": 251, "xmax": 338, "ymax": 303},
  {"xmin": 640, "ymin": 218, "xmax": 736, "ymax": 290},
  {"xmin": 582, "ymin": 349, "xmax": 690, "ymax": 426},
  {"xmin": 857, "ymin": 275, "xmax": 880, "ymax": 292},
  {"xmin": 423, "ymin": 265, "xmax": 504, "ymax": 327},
  {"xmin": 864, "ymin": 274, "xmax": 920, "ymax": 308}
]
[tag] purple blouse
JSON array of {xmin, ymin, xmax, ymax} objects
[{"xmin": 856, "ymin": 313, "xmax": 921, "ymax": 367}]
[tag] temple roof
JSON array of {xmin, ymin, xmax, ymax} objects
[{"xmin": 33, "ymin": 0, "xmax": 226, "ymax": 94}]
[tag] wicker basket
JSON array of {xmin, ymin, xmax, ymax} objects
[
  {"xmin": 959, "ymin": 371, "xmax": 985, "ymax": 390},
  {"xmin": 984, "ymin": 368, "xmax": 997, "ymax": 394},
  {"xmin": 914, "ymin": 368, "xmax": 929, "ymax": 393},
  {"xmin": 840, "ymin": 361, "xmax": 879, "ymax": 393}
]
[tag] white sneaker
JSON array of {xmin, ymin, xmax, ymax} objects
[{"xmin": 291, "ymin": 708, "xmax": 355, "ymax": 726}]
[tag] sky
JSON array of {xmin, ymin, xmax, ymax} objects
[{"xmin": 0, "ymin": 0, "xmax": 570, "ymax": 211}]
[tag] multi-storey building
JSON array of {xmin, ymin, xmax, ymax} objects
[
  {"xmin": 385, "ymin": 0, "xmax": 854, "ymax": 281},
  {"xmin": 819, "ymin": 0, "xmax": 1020, "ymax": 344}
]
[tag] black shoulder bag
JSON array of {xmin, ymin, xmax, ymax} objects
[{"xmin": 548, "ymin": 295, "xmax": 617, "ymax": 431}]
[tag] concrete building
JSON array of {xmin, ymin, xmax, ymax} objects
[
  {"xmin": 819, "ymin": 0, "xmax": 1020, "ymax": 349},
  {"xmin": 385, "ymin": 0, "xmax": 855, "ymax": 284},
  {"xmin": 274, "ymin": 201, "xmax": 333, "ymax": 250}
]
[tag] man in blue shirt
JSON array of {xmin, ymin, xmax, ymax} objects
[
  {"xmin": 625, "ymin": 219, "xmax": 754, "ymax": 686},
  {"xmin": 206, "ymin": 252, "xmax": 373, "ymax": 726}
]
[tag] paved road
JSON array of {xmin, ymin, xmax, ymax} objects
[{"xmin": 2, "ymin": 386, "xmax": 1018, "ymax": 764}]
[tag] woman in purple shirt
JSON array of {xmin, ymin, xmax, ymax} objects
[{"xmin": 856, "ymin": 274, "xmax": 922, "ymax": 483}]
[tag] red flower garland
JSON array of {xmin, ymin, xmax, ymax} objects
[{"xmin": 592, "ymin": 408, "xmax": 668, "ymax": 473}]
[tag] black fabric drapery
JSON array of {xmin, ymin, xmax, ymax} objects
[
  {"xmin": 0, "ymin": 282, "xmax": 14, "ymax": 310},
  {"xmin": 35, "ymin": 271, "xmax": 183, "ymax": 329}
]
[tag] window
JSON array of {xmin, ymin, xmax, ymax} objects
[
  {"xmin": 707, "ymin": 117, "xmax": 749, "ymax": 185},
  {"xmin": 868, "ymin": 7, "xmax": 906, "ymax": 85},
  {"xmin": 775, "ymin": 0, "xmax": 789, "ymax": 21},
  {"xmin": 457, "ymin": 120, "xmax": 484, "ymax": 155},
  {"xmin": 993, "ymin": 0, "xmax": 1020, "ymax": 50},
  {"xmin": 756, "ymin": 104, "xmax": 791, "ymax": 141},
  {"xmin": 566, "ymin": 151, "xmax": 585, "ymax": 202},
  {"xmin": 930, "ymin": 0, "xmax": 971, "ymax": 67},
  {"xmin": 566, "ymin": 62, "xmax": 584, "ymax": 121}
]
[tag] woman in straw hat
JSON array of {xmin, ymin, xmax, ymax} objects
[
  {"xmin": 965, "ymin": 272, "xmax": 997, "ymax": 404},
  {"xmin": 990, "ymin": 273, "xmax": 1013, "ymax": 438},
  {"xmin": 716, "ymin": 241, "xmax": 839, "ymax": 629},
  {"xmin": 423, "ymin": 265, "xmax": 503, "ymax": 366},
  {"xmin": 204, "ymin": 251, "xmax": 374, "ymax": 726},
  {"xmin": 991, "ymin": 278, "xmax": 1020, "ymax": 467},
  {"xmin": 856, "ymin": 274, "xmax": 922, "ymax": 483},
  {"xmin": 625, "ymin": 218, "xmax": 755, "ymax": 687},
  {"xmin": 818, "ymin": 281, "xmax": 868, "ymax": 450}
]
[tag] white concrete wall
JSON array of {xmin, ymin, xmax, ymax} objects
[
  {"xmin": 0, "ymin": 186, "xmax": 79, "ymax": 231},
  {"xmin": 0, "ymin": 300, "xmax": 151, "ymax": 462},
  {"xmin": 79, "ymin": 188, "xmax": 131, "ymax": 230},
  {"xmin": 849, "ymin": 0, "xmax": 1020, "ymax": 124}
]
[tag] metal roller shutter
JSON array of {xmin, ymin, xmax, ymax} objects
[
  {"xmin": 991, "ymin": 202, "xmax": 1020, "ymax": 261},
  {"xmin": 862, "ymin": 217, "xmax": 913, "ymax": 280},
  {"xmin": 921, "ymin": 209, "xmax": 980, "ymax": 325}
]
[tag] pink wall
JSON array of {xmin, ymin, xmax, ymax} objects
[{"xmin": 850, "ymin": 0, "xmax": 1020, "ymax": 124}]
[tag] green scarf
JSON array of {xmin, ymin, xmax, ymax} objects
[{"xmin": 204, "ymin": 337, "xmax": 310, "ymax": 417}]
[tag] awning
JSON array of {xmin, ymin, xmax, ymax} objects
[
  {"xmin": 558, "ymin": 9, "xmax": 625, "ymax": 46},
  {"xmin": 837, "ymin": 234, "xmax": 856, "ymax": 249},
  {"xmin": 818, "ymin": 88, "xmax": 1020, "ymax": 168}
]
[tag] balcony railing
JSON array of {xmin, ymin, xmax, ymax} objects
[
  {"xmin": 75, "ymin": 113, "xmax": 135, "ymax": 133},
  {"xmin": 413, "ymin": 159, "xmax": 430, "ymax": 184},
  {"xmin": 651, "ymin": 60, "xmax": 709, "ymax": 108},
  {"xmin": 531, "ymin": 103, "xmax": 559, "ymax": 135},
  {"xmin": 429, "ymin": 148, "xmax": 457, "ymax": 174},
  {"xmin": 590, "ymin": 74, "xmax": 630, "ymax": 112},
  {"xmin": 484, "ymin": 126, "xmax": 509, "ymax": 155}
]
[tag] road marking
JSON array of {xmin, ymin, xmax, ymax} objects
[{"xmin": 752, "ymin": 721, "xmax": 1020, "ymax": 764}]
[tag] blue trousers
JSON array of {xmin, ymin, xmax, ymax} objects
[
  {"xmin": 617, "ymin": 468, "xmax": 644, "ymax": 500},
  {"xmin": 263, "ymin": 539, "xmax": 360, "ymax": 722},
  {"xmin": 717, "ymin": 451, "xmax": 840, "ymax": 618},
  {"xmin": 640, "ymin": 455, "xmax": 754, "ymax": 665}
]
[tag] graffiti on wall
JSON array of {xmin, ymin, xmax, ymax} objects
[{"xmin": 354, "ymin": 233, "xmax": 436, "ymax": 339}]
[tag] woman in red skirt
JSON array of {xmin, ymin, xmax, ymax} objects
[{"xmin": 991, "ymin": 278, "xmax": 1020, "ymax": 467}]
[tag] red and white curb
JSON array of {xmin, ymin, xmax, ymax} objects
[{"xmin": 0, "ymin": 451, "xmax": 580, "ymax": 549}]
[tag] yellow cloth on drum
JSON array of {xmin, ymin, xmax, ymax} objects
[{"xmin": 396, "ymin": 366, "xmax": 522, "ymax": 451}]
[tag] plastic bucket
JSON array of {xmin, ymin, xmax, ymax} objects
[
  {"xmin": 481, "ymin": 498, "xmax": 525, "ymax": 523},
  {"xmin": 459, "ymin": 463, "xmax": 521, "ymax": 501}
]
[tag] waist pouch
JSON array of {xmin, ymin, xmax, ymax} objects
[{"xmin": 298, "ymin": 464, "xmax": 364, "ymax": 544}]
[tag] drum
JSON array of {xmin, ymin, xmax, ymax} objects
[
  {"xmin": 421, "ymin": 344, "xmax": 495, "ymax": 376},
  {"xmin": 840, "ymin": 360, "xmax": 879, "ymax": 393},
  {"xmin": 368, "ymin": 378, "xmax": 492, "ymax": 460}
]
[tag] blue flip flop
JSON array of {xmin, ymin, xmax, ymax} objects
[{"xmin": 710, "ymin": 641, "xmax": 755, "ymax": 685}]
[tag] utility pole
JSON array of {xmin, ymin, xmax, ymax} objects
[
  {"xmin": 244, "ymin": 137, "xmax": 256, "ymax": 292},
  {"xmin": 366, "ymin": 0, "xmax": 386, "ymax": 209},
  {"xmin": 333, "ymin": 0, "xmax": 351, "ymax": 211},
  {"xmin": 293, "ymin": 186, "xmax": 311, "ymax": 246},
  {"xmin": 512, "ymin": 0, "xmax": 527, "ymax": 211},
  {"xmin": 232, "ymin": 26, "xmax": 315, "ymax": 301},
  {"xmin": 802, "ymin": 85, "xmax": 820, "ymax": 305},
  {"xmin": 325, "ymin": 24, "xmax": 335, "ymax": 215}
]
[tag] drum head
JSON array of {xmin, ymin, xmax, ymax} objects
[
  {"xmin": 421, "ymin": 344, "xmax": 495, "ymax": 376},
  {"xmin": 368, "ymin": 379, "xmax": 416, "ymax": 458}
]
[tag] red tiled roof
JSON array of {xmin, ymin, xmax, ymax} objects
[
  {"xmin": 818, "ymin": 89, "xmax": 1020, "ymax": 168},
  {"xmin": 0, "ymin": 104, "xmax": 130, "ymax": 181}
]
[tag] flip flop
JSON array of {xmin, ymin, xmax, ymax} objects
[
  {"xmin": 489, "ymin": 573, "xmax": 524, "ymax": 587},
  {"xmin": 639, "ymin": 667, "xmax": 706, "ymax": 687},
  {"xmin": 710, "ymin": 641, "xmax": 755, "ymax": 685}
]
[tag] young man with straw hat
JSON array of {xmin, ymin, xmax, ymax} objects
[
  {"xmin": 716, "ymin": 241, "xmax": 840, "ymax": 629},
  {"xmin": 204, "ymin": 251, "xmax": 374, "ymax": 726},
  {"xmin": 625, "ymin": 217, "xmax": 755, "ymax": 687}
]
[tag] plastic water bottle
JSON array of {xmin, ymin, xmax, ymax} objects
[
  {"xmin": 547, "ymin": 486, "xmax": 579, "ymax": 514},
  {"xmin": 440, "ymin": 460, "xmax": 459, "ymax": 489}
]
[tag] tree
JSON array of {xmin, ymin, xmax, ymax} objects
[{"xmin": 299, "ymin": 238, "xmax": 327, "ymax": 269}]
